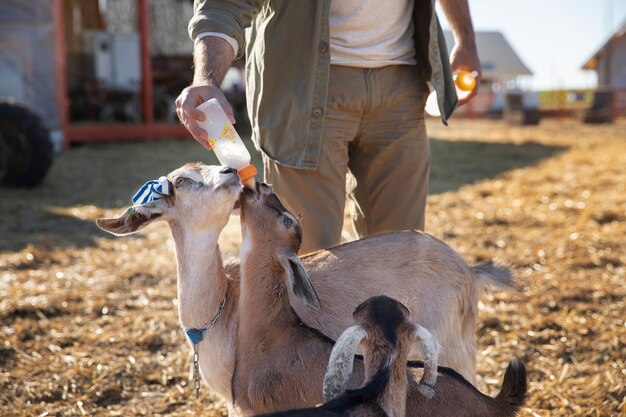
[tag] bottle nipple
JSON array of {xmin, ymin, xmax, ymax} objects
[{"xmin": 238, "ymin": 164, "xmax": 257, "ymax": 188}]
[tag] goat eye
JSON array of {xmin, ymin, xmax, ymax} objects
[
  {"xmin": 283, "ymin": 216, "xmax": 293, "ymax": 229},
  {"xmin": 175, "ymin": 177, "xmax": 189, "ymax": 188}
]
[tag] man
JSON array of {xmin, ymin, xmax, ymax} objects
[{"xmin": 176, "ymin": 0, "xmax": 481, "ymax": 253}]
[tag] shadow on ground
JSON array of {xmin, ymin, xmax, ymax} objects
[
  {"xmin": 0, "ymin": 137, "xmax": 565, "ymax": 253},
  {"xmin": 429, "ymin": 138, "xmax": 566, "ymax": 194}
]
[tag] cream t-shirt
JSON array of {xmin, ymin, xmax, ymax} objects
[
  {"xmin": 196, "ymin": 0, "xmax": 417, "ymax": 67},
  {"xmin": 329, "ymin": 0, "xmax": 417, "ymax": 67}
]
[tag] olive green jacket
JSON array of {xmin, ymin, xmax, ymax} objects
[{"xmin": 189, "ymin": 0, "xmax": 457, "ymax": 169}]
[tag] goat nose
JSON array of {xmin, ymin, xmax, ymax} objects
[
  {"xmin": 257, "ymin": 182, "xmax": 270, "ymax": 194},
  {"xmin": 220, "ymin": 166, "xmax": 237, "ymax": 175}
]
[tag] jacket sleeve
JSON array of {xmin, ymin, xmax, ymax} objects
[{"xmin": 188, "ymin": 0, "xmax": 258, "ymax": 58}]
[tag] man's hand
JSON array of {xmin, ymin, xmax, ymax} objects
[
  {"xmin": 176, "ymin": 83, "xmax": 235, "ymax": 151},
  {"xmin": 177, "ymin": 36, "xmax": 236, "ymax": 150},
  {"xmin": 439, "ymin": 0, "xmax": 481, "ymax": 105},
  {"xmin": 449, "ymin": 41, "xmax": 481, "ymax": 105}
]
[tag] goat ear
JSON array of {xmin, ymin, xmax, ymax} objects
[
  {"xmin": 323, "ymin": 325, "xmax": 368, "ymax": 402},
  {"xmin": 284, "ymin": 255, "xmax": 321, "ymax": 310},
  {"xmin": 411, "ymin": 324, "xmax": 440, "ymax": 399},
  {"xmin": 96, "ymin": 202, "xmax": 165, "ymax": 236}
]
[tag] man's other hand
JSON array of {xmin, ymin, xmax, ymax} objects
[{"xmin": 449, "ymin": 42, "xmax": 481, "ymax": 105}]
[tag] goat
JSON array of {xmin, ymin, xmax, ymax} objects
[
  {"xmin": 238, "ymin": 180, "xmax": 514, "ymax": 382},
  {"xmin": 253, "ymin": 296, "xmax": 527, "ymax": 417},
  {"xmin": 97, "ymin": 164, "xmax": 243, "ymax": 404},
  {"xmin": 96, "ymin": 163, "xmax": 512, "ymax": 411},
  {"xmin": 244, "ymin": 291, "xmax": 438, "ymax": 417},
  {"xmin": 234, "ymin": 184, "xmax": 526, "ymax": 417}
]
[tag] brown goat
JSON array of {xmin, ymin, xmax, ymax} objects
[
  {"xmin": 253, "ymin": 296, "xmax": 527, "ymax": 417},
  {"xmin": 235, "ymin": 183, "xmax": 527, "ymax": 417}
]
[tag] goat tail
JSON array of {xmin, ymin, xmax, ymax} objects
[
  {"xmin": 471, "ymin": 261, "xmax": 516, "ymax": 290},
  {"xmin": 495, "ymin": 358, "xmax": 527, "ymax": 414}
]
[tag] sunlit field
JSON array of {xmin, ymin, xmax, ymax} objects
[{"xmin": 1, "ymin": 119, "xmax": 624, "ymax": 416}]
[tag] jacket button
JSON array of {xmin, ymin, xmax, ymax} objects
[
  {"xmin": 319, "ymin": 41, "xmax": 328, "ymax": 53},
  {"xmin": 312, "ymin": 107, "xmax": 324, "ymax": 118}
]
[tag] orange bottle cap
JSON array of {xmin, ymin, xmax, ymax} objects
[
  {"xmin": 456, "ymin": 71, "xmax": 477, "ymax": 91},
  {"xmin": 237, "ymin": 164, "xmax": 257, "ymax": 185}
]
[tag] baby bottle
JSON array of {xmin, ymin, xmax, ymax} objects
[
  {"xmin": 196, "ymin": 98, "xmax": 257, "ymax": 187},
  {"xmin": 425, "ymin": 70, "xmax": 478, "ymax": 117}
]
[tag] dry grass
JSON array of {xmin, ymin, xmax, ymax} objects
[{"xmin": 1, "ymin": 119, "xmax": 624, "ymax": 416}]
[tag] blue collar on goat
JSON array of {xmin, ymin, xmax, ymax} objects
[
  {"xmin": 183, "ymin": 296, "xmax": 227, "ymax": 398},
  {"xmin": 131, "ymin": 176, "xmax": 171, "ymax": 205},
  {"xmin": 183, "ymin": 296, "xmax": 227, "ymax": 344}
]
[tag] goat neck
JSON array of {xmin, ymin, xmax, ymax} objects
[
  {"xmin": 168, "ymin": 221, "xmax": 238, "ymax": 401},
  {"xmin": 169, "ymin": 223, "xmax": 227, "ymax": 327},
  {"xmin": 360, "ymin": 340, "xmax": 408, "ymax": 417},
  {"xmin": 239, "ymin": 233, "xmax": 295, "ymax": 328},
  {"xmin": 233, "ymin": 220, "xmax": 342, "ymax": 415}
]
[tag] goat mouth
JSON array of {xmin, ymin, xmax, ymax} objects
[{"xmin": 240, "ymin": 184, "xmax": 259, "ymax": 201}]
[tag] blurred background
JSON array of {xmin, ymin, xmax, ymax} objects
[
  {"xmin": 0, "ymin": 1, "xmax": 624, "ymax": 416},
  {"xmin": 1, "ymin": 0, "xmax": 625, "ymax": 160}
]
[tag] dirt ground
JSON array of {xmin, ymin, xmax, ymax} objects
[{"xmin": 1, "ymin": 119, "xmax": 624, "ymax": 416}]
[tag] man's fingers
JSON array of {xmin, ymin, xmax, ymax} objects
[
  {"xmin": 189, "ymin": 126, "xmax": 212, "ymax": 150},
  {"xmin": 459, "ymin": 72, "xmax": 480, "ymax": 105},
  {"xmin": 191, "ymin": 108, "xmax": 206, "ymax": 121},
  {"xmin": 176, "ymin": 85, "xmax": 235, "ymax": 140},
  {"xmin": 176, "ymin": 90, "xmax": 211, "ymax": 144},
  {"xmin": 190, "ymin": 125, "xmax": 208, "ymax": 142},
  {"xmin": 176, "ymin": 92, "xmax": 205, "ymax": 124},
  {"xmin": 181, "ymin": 99, "xmax": 198, "ymax": 120},
  {"xmin": 184, "ymin": 118, "xmax": 208, "ymax": 141},
  {"xmin": 457, "ymin": 86, "xmax": 478, "ymax": 106}
]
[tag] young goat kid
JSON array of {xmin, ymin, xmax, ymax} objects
[
  {"xmin": 254, "ymin": 296, "xmax": 527, "ymax": 417},
  {"xmin": 252, "ymin": 295, "xmax": 440, "ymax": 417},
  {"xmin": 324, "ymin": 296, "xmax": 528, "ymax": 417},
  {"xmin": 235, "ymin": 184, "xmax": 527, "ymax": 417}
]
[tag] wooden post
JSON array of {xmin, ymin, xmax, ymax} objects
[
  {"xmin": 138, "ymin": 0, "xmax": 154, "ymax": 125},
  {"xmin": 53, "ymin": 0, "xmax": 69, "ymax": 148}
]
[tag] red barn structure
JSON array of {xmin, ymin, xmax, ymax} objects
[{"xmin": 0, "ymin": 0, "xmax": 199, "ymax": 149}]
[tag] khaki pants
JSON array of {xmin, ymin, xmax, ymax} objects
[{"xmin": 264, "ymin": 65, "xmax": 430, "ymax": 253}]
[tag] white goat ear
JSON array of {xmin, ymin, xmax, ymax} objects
[
  {"xmin": 411, "ymin": 324, "xmax": 440, "ymax": 399},
  {"xmin": 323, "ymin": 325, "xmax": 368, "ymax": 402},
  {"xmin": 283, "ymin": 254, "xmax": 321, "ymax": 310},
  {"xmin": 96, "ymin": 202, "xmax": 165, "ymax": 236}
]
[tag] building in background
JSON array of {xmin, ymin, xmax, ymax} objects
[
  {"xmin": 0, "ymin": 0, "xmax": 210, "ymax": 148},
  {"xmin": 581, "ymin": 18, "xmax": 626, "ymax": 121},
  {"xmin": 582, "ymin": 18, "xmax": 626, "ymax": 88}
]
